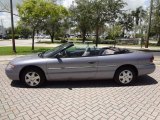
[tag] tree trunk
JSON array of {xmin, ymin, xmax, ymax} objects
[
  {"xmin": 82, "ymin": 30, "xmax": 86, "ymax": 43},
  {"xmin": 51, "ymin": 35, "xmax": 54, "ymax": 43},
  {"xmin": 95, "ymin": 25, "xmax": 99, "ymax": 47},
  {"xmin": 114, "ymin": 39, "xmax": 116, "ymax": 47},
  {"xmin": 122, "ymin": 28, "xmax": 125, "ymax": 37},
  {"xmin": 32, "ymin": 29, "xmax": 35, "ymax": 50},
  {"xmin": 157, "ymin": 34, "xmax": 160, "ymax": 46},
  {"xmin": 48, "ymin": 32, "xmax": 54, "ymax": 43}
]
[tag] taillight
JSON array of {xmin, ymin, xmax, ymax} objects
[{"xmin": 150, "ymin": 56, "xmax": 154, "ymax": 62}]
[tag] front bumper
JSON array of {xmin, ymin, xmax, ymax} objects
[{"xmin": 5, "ymin": 66, "xmax": 19, "ymax": 80}]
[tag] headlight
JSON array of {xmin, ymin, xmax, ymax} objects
[{"xmin": 7, "ymin": 63, "xmax": 15, "ymax": 69}]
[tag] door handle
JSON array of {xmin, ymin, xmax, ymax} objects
[{"xmin": 88, "ymin": 61, "xmax": 95, "ymax": 64}]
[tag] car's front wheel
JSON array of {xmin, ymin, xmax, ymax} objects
[
  {"xmin": 21, "ymin": 68, "xmax": 45, "ymax": 87},
  {"xmin": 114, "ymin": 67, "xmax": 136, "ymax": 85}
]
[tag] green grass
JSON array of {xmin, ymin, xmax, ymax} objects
[{"xmin": 0, "ymin": 46, "xmax": 52, "ymax": 55}]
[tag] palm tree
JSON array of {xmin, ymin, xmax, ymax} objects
[
  {"xmin": 118, "ymin": 13, "xmax": 134, "ymax": 37},
  {"xmin": 152, "ymin": 0, "xmax": 160, "ymax": 45},
  {"xmin": 131, "ymin": 6, "xmax": 147, "ymax": 37},
  {"xmin": 131, "ymin": 7, "xmax": 146, "ymax": 25}
]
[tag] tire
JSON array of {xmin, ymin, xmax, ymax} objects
[
  {"xmin": 21, "ymin": 68, "xmax": 46, "ymax": 87},
  {"xmin": 114, "ymin": 67, "xmax": 136, "ymax": 85}
]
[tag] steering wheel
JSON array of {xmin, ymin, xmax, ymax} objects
[{"xmin": 61, "ymin": 50, "xmax": 68, "ymax": 57}]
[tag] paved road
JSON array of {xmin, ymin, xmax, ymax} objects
[
  {"xmin": 152, "ymin": 52, "xmax": 160, "ymax": 57},
  {"xmin": 0, "ymin": 39, "xmax": 58, "ymax": 47},
  {"xmin": 0, "ymin": 62, "xmax": 160, "ymax": 120},
  {"xmin": 1, "ymin": 39, "xmax": 160, "ymax": 50}
]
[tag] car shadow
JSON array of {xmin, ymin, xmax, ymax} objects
[{"xmin": 11, "ymin": 75, "xmax": 158, "ymax": 89}]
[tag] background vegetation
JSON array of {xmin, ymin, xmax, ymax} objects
[{"xmin": 2, "ymin": 0, "xmax": 160, "ymax": 52}]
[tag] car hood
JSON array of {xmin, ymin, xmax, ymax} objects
[{"xmin": 10, "ymin": 54, "xmax": 40, "ymax": 65}]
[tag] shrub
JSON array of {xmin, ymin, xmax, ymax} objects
[{"xmin": 8, "ymin": 34, "xmax": 19, "ymax": 39}]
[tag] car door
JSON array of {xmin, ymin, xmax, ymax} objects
[
  {"xmin": 96, "ymin": 55, "xmax": 119, "ymax": 79},
  {"xmin": 46, "ymin": 56, "xmax": 98, "ymax": 80}
]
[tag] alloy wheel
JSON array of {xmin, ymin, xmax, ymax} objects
[
  {"xmin": 119, "ymin": 70, "xmax": 133, "ymax": 84},
  {"xmin": 25, "ymin": 72, "xmax": 41, "ymax": 87}
]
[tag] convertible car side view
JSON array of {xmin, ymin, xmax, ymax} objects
[{"xmin": 5, "ymin": 43, "xmax": 155, "ymax": 87}]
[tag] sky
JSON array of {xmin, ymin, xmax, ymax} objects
[{"xmin": 0, "ymin": 0, "xmax": 149, "ymax": 28}]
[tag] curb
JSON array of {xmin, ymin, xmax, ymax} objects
[{"xmin": 136, "ymin": 49, "xmax": 160, "ymax": 52}]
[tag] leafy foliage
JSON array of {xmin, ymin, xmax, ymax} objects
[
  {"xmin": 152, "ymin": 0, "xmax": 160, "ymax": 45},
  {"xmin": 131, "ymin": 6, "xmax": 146, "ymax": 26},
  {"xmin": 43, "ymin": 3, "xmax": 69, "ymax": 43},
  {"xmin": 108, "ymin": 25, "xmax": 122, "ymax": 40},
  {"xmin": 89, "ymin": 0, "xmax": 125, "ymax": 46},
  {"xmin": 17, "ymin": 0, "xmax": 53, "ymax": 50},
  {"xmin": 16, "ymin": 22, "xmax": 32, "ymax": 39},
  {"xmin": 118, "ymin": 13, "xmax": 134, "ymax": 37},
  {"xmin": 70, "ymin": 0, "xmax": 93, "ymax": 43},
  {"xmin": 17, "ymin": 0, "xmax": 69, "ymax": 48}
]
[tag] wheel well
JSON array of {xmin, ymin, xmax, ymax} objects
[
  {"xmin": 19, "ymin": 65, "xmax": 46, "ymax": 80},
  {"xmin": 115, "ymin": 64, "xmax": 138, "ymax": 76}
]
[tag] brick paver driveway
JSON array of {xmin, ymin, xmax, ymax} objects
[{"xmin": 0, "ymin": 63, "xmax": 160, "ymax": 120}]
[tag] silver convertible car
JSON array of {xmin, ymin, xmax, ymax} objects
[{"xmin": 5, "ymin": 42, "xmax": 155, "ymax": 87}]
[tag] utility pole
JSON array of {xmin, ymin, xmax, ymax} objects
[
  {"xmin": 145, "ymin": 0, "xmax": 153, "ymax": 48},
  {"xmin": 10, "ymin": 0, "xmax": 16, "ymax": 53}
]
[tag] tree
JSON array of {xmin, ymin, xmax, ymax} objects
[
  {"xmin": 108, "ymin": 25, "xmax": 122, "ymax": 47},
  {"xmin": 90, "ymin": 0, "xmax": 125, "ymax": 46},
  {"xmin": 16, "ymin": 21, "xmax": 32, "ymax": 39},
  {"xmin": 17, "ymin": 0, "xmax": 52, "ymax": 50},
  {"xmin": 131, "ymin": 6, "xmax": 147, "ymax": 38},
  {"xmin": 131, "ymin": 7, "xmax": 145, "ymax": 26},
  {"xmin": 43, "ymin": 4, "xmax": 69, "ymax": 43},
  {"xmin": 118, "ymin": 13, "xmax": 134, "ymax": 37},
  {"xmin": 152, "ymin": 0, "xmax": 160, "ymax": 46},
  {"xmin": 70, "ymin": 0, "xmax": 93, "ymax": 43}
]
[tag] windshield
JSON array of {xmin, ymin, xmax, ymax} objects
[{"xmin": 42, "ymin": 43, "xmax": 74, "ymax": 58}]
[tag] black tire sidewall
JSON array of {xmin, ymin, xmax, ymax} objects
[
  {"xmin": 114, "ymin": 67, "xmax": 136, "ymax": 85},
  {"xmin": 21, "ymin": 68, "xmax": 45, "ymax": 87}
]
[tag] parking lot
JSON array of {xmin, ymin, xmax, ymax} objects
[{"xmin": 0, "ymin": 61, "xmax": 160, "ymax": 120}]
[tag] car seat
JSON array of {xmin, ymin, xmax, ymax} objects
[{"xmin": 82, "ymin": 47, "xmax": 91, "ymax": 56}]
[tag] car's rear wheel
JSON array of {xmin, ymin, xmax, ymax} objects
[
  {"xmin": 114, "ymin": 67, "xmax": 136, "ymax": 85},
  {"xmin": 21, "ymin": 68, "xmax": 45, "ymax": 87}
]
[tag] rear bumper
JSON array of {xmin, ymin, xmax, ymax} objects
[{"xmin": 138, "ymin": 63, "xmax": 156, "ymax": 76}]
